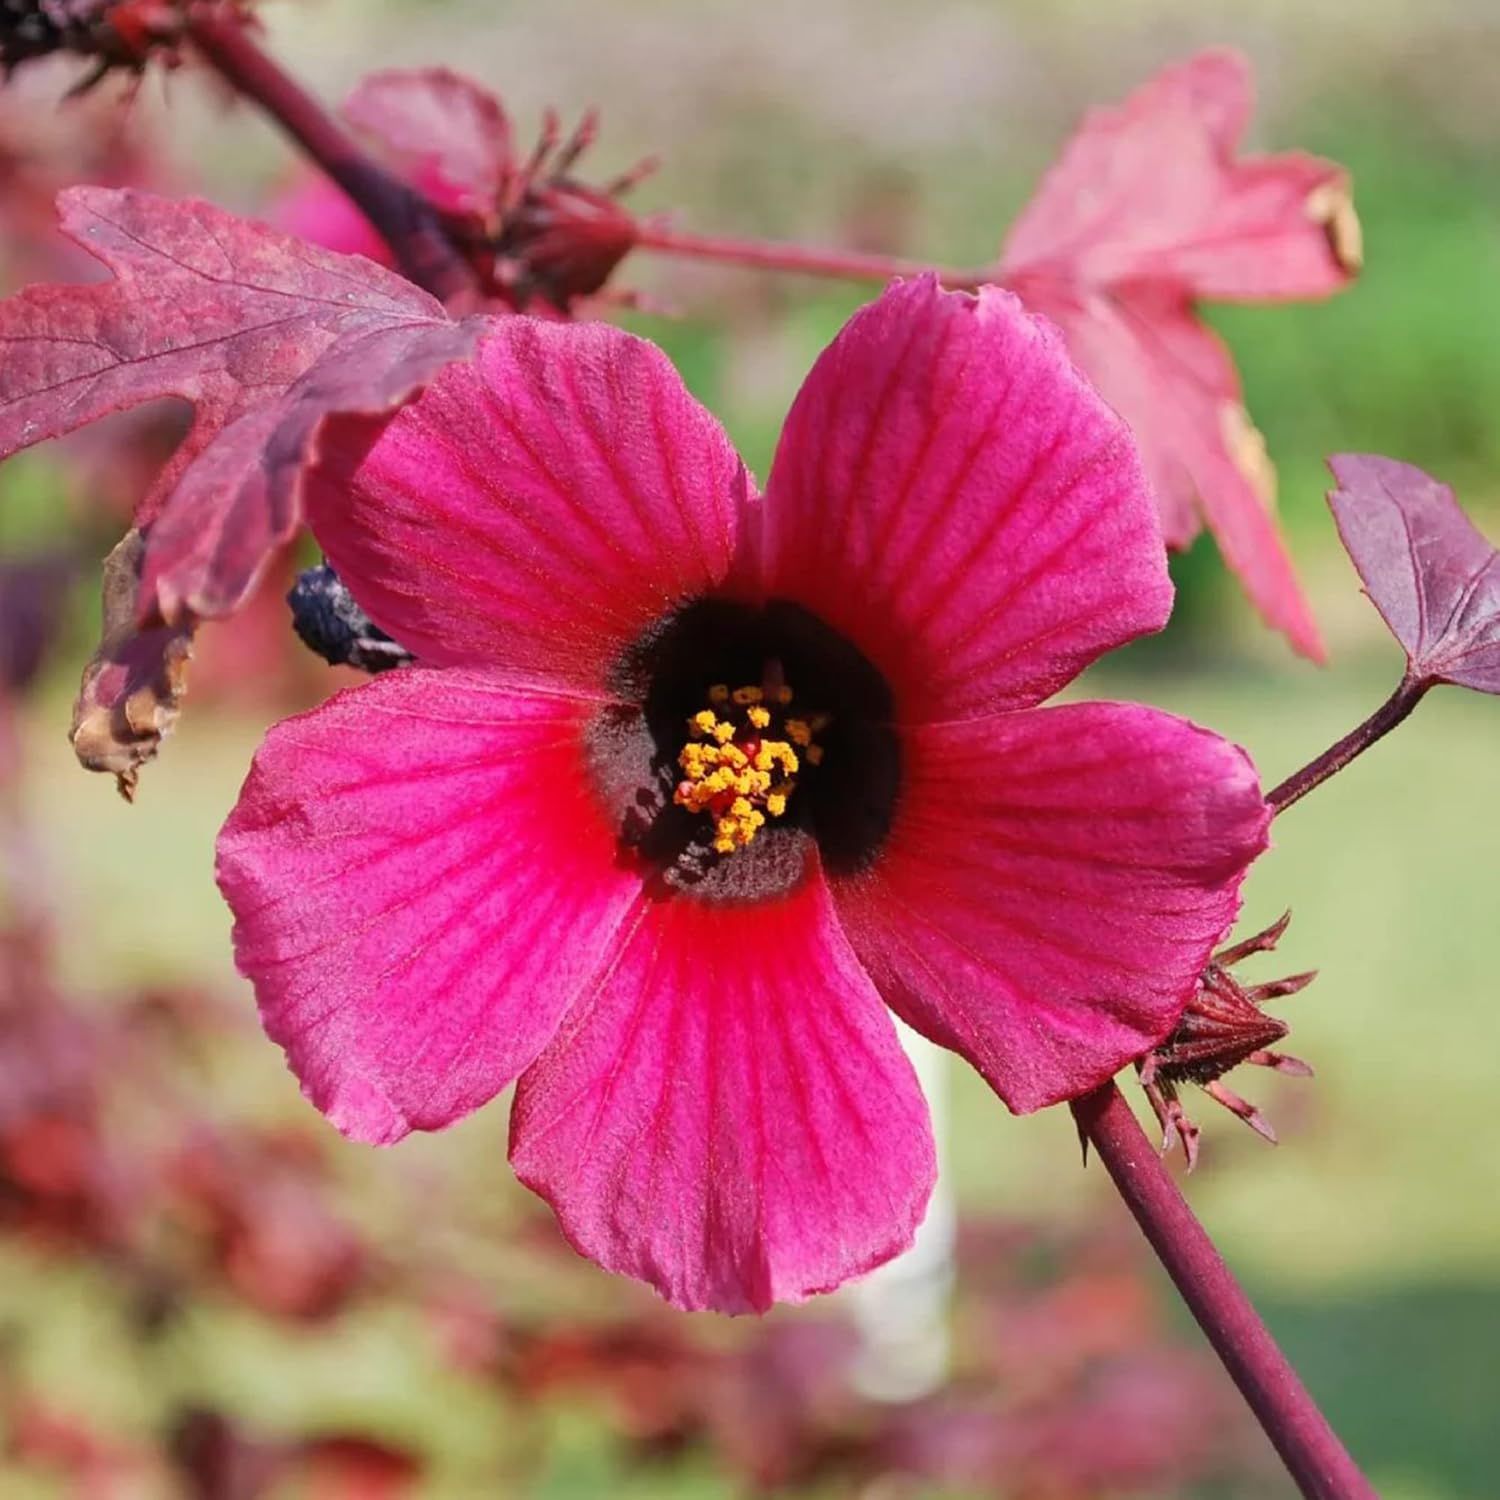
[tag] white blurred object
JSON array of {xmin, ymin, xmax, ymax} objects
[{"xmin": 846, "ymin": 1018, "xmax": 956, "ymax": 1403}]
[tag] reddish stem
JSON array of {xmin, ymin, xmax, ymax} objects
[
  {"xmin": 183, "ymin": 8, "xmax": 476, "ymax": 305},
  {"xmin": 1071, "ymin": 1084, "xmax": 1375, "ymax": 1499},
  {"xmin": 1267, "ymin": 677, "xmax": 1429, "ymax": 816},
  {"xmin": 635, "ymin": 220, "xmax": 989, "ymax": 288}
]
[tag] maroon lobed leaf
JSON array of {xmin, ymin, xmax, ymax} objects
[
  {"xmin": 1328, "ymin": 454, "xmax": 1500, "ymax": 694},
  {"xmin": 0, "ymin": 186, "xmax": 484, "ymax": 621},
  {"xmin": 0, "ymin": 187, "xmax": 485, "ymax": 785},
  {"xmin": 999, "ymin": 49, "xmax": 1361, "ymax": 662},
  {"xmin": 140, "ymin": 315, "xmax": 488, "ymax": 623}
]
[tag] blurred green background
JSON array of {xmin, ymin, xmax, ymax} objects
[{"xmin": 3, "ymin": 0, "xmax": 1499, "ymax": 1495}]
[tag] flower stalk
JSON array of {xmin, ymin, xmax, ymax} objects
[
  {"xmin": 635, "ymin": 219, "xmax": 988, "ymax": 288},
  {"xmin": 1267, "ymin": 676, "xmax": 1430, "ymax": 815},
  {"xmin": 1071, "ymin": 1082, "xmax": 1375, "ymax": 1500},
  {"xmin": 183, "ymin": 7, "xmax": 477, "ymax": 305}
]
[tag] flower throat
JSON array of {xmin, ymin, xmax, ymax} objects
[{"xmin": 595, "ymin": 598, "xmax": 902, "ymax": 898}]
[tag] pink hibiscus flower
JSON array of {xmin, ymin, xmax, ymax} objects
[{"xmin": 216, "ymin": 277, "xmax": 1270, "ymax": 1313}]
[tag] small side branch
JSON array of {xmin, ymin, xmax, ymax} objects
[
  {"xmin": 635, "ymin": 221, "xmax": 988, "ymax": 288},
  {"xmin": 1267, "ymin": 677, "xmax": 1429, "ymax": 816}
]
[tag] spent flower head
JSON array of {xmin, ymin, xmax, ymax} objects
[
  {"xmin": 283, "ymin": 67, "xmax": 650, "ymax": 315},
  {"xmin": 0, "ymin": 0, "xmax": 242, "ymax": 86},
  {"xmin": 216, "ymin": 276, "xmax": 1270, "ymax": 1311}
]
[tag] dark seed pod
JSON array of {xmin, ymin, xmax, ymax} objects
[
  {"xmin": 488, "ymin": 109, "xmax": 650, "ymax": 314},
  {"xmin": 287, "ymin": 564, "xmax": 413, "ymax": 676}
]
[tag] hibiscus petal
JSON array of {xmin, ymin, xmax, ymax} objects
[
  {"xmin": 1000, "ymin": 49, "xmax": 1359, "ymax": 300},
  {"xmin": 761, "ymin": 276, "xmax": 1170, "ymax": 722},
  {"xmin": 307, "ymin": 317, "xmax": 748, "ymax": 692},
  {"xmin": 830, "ymin": 703, "xmax": 1269, "ymax": 1114},
  {"xmin": 509, "ymin": 875, "xmax": 936, "ymax": 1313},
  {"xmin": 216, "ymin": 667, "xmax": 644, "ymax": 1145},
  {"xmin": 1030, "ymin": 282, "xmax": 1324, "ymax": 659}
]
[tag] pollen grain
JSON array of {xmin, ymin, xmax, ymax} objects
[{"xmin": 673, "ymin": 682, "xmax": 824, "ymax": 853}]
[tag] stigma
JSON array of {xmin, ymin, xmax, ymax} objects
[{"xmin": 673, "ymin": 682, "xmax": 826, "ymax": 854}]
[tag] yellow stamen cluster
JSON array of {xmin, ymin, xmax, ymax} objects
[{"xmin": 673, "ymin": 682, "xmax": 822, "ymax": 854}]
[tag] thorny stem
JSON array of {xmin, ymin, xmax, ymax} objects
[
  {"xmin": 635, "ymin": 221, "xmax": 990, "ymax": 288},
  {"xmin": 1071, "ymin": 1084, "xmax": 1376, "ymax": 1500},
  {"xmin": 1266, "ymin": 676, "xmax": 1430, "ymax": 815},
  {"xmin": 183, "ymin": 7, "xmax": 477, "ymax": 305}
]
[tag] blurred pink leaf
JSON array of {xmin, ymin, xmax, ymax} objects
[
  {"xmin": 1000, "ymin": 49, "xmax": 1361, "ymax": 661},
  {"xmin": 1328, "ymin": 454, "xmax": 1500, "ymax": 693},
  {"xmin": 343, "ymin": 67, "xmax": 512, "ymax": 221}
]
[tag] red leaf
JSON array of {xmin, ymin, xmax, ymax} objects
[
  {"xmin": 0, "ymin": 186, "xmax": 484, "ymax": 621},
  {"xmin": 1002, "ymin": 50, "xmax": 1358, "ymax": 299},
  {"xmin": 0, "ymin": 186, "xmax": 486, "ymax": 788},
  {"xmin": 142, "ymin": 315, "xmax": 486, "ymax": 622},
  {"xmin": 1327, "ymin": 454, "xmax": 1500, "ymax": 694},
  {"xmin": 999, "ymin": 50, "xmax": 1361, "ymax": 662},
  {"xmin": 342, "ymin": 67, "xmax": 511, "ymax": 222},
  {"xmin": 1037, "ymin": 281, "xmax": 1319, "ymax": 659}
]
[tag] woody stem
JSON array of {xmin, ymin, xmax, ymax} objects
[
  {"xmin": 1266, "ymin": 676, "xmax": 1430, "ymax": 815},
  {"xmin": 183, "ymin": 7, "xmax": 477, "ymax": 305},
  {"xmin": 1070, "ymin": 1083, "xmax": 1375, "ymax": 1500},
  {"xmin": 634, "ymin": 221, "xmax": 989, "ymax": 288}
]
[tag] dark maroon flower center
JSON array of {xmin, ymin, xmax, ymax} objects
[{"xmin": 589, "ymin": 599, "xmax": 900, "ymax": 902}]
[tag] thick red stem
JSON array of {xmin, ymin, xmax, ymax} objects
[
  {"xmin": 635, "ymin": 221, "xmax": 988, "ymax": 288},
  {"xmin": 1267, "ymin": 677, "xmax": 1429, "ymax": 815},
  {"xmin": 1071, "ymin": 1084, "xmax": 1376, "ymax": 1499},
  {"xmin": 183, "ymin": 8, "xmax": 476, "ymax": 306}
]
